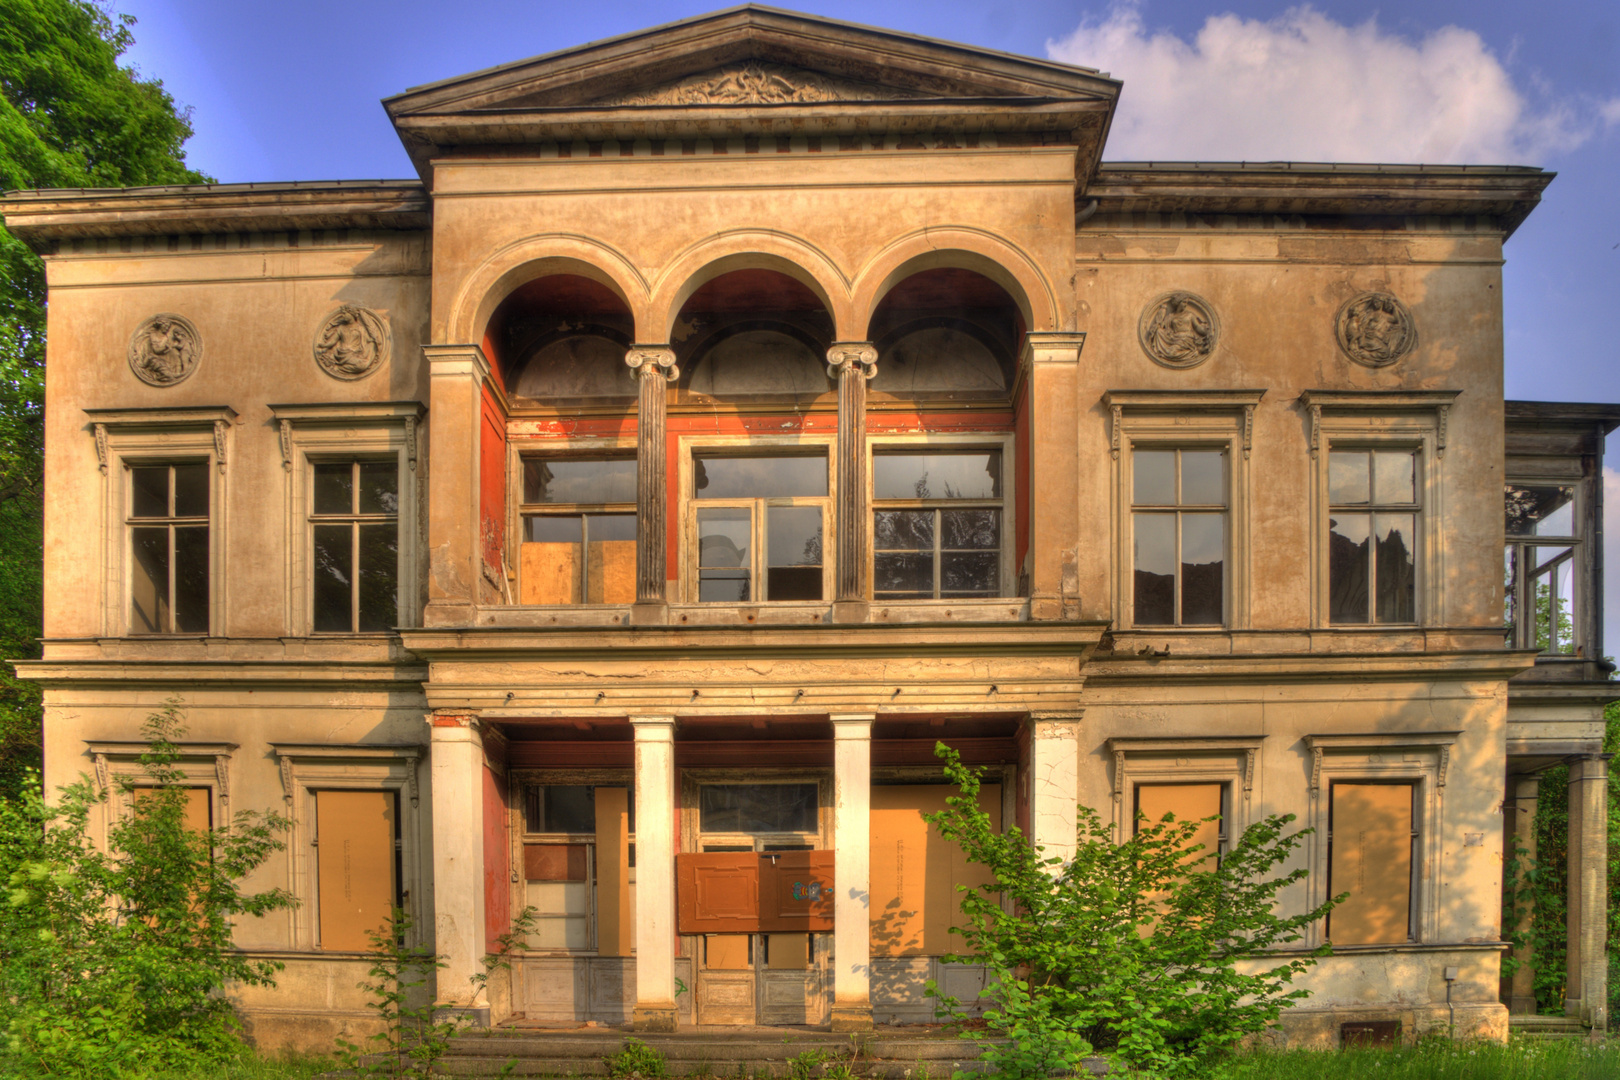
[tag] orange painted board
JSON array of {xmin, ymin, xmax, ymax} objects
[
  {"xmin": 588, "ymin": 540, "xmax": 636, "ymax": 604},
  {"xmin": 677, "ymin": 852, "xmax": 759, "ymax": 933},
  {"xmin": 1136, "ymin": 784, "xmax": 1222, "ymax": 870},
  {"xmin": 595, "ymin": 787, "xmax": 632, "ymax": 957},
  {"xmin": 525, "ymin": 843, "xmax": 588, "ymax": 882},
  {"xmin": 316, "ymin": 790, "xmax": 396, "ymax": 952},
  {"xmin": 767, "ymin": 933, "xmax": 810, "ymax": 970},
  {"xmin": 870, "ymin": 784, "xmax": 998, "ymax": 957},
  {"xmin": 134, "ymin": 786, "xmax": 212, "ymax": 834},
  {"xmin": 758, "ymin": 851, "xmax": 834, "ymax": 932},
  {"xmin": 706, "ymin": 934, "xmax": 751, "ymax": 970},
  {"xmin": 1329, "ymin": 783, "xmax": 1414, "ymax": 946}
]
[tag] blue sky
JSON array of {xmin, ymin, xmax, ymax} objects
[{"xmin": 115, "ymin": 0, "xmax": 1620, "ymax": 635}]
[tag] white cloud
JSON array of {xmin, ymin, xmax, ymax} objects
[{"xmin": 1050, "ymin": 4, "xmax": 1599, "ymax": 164}]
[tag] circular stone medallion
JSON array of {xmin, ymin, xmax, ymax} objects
[
  {"xmin": 313, "ymin": 305, "xmax": 390, "ymax": 380},
  {"xmin": 1336, "ymin": 292, "xmax": 1416, "ymax": 367},
  {"xmin": 127, "ymin": 313, "xmax": 201, "ymax": 387},
  {"xmin": 1138, "ymin": 291, "xmax": 1218, "ymax": 369}
]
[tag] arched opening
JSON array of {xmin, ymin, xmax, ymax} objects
[
  {"xmin": 866, "ymin": 268, "xmax": 1024, "ymax": 402},
  {"xmin": 673, "ymin": 269, "xmax": 834, "ymax": 402},
  {"xmin": 485, "ymin": 274, "xmax": 637, "ymax": 404}
]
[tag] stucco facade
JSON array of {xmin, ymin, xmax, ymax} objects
[{"xmin": 3, "ymin": 6, "xmax": 1612, "ymax": 1052}]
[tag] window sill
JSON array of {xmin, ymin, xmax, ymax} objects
[{"xmin": 473, "ymin": 597, "xmax": 1033, "ymax": 628}]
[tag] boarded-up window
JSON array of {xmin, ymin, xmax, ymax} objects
[
  {"xmin": 520, "ymin": 458, "xmax": 636, "ymax": 605},
  {"xmin": 524, "ymin": 843, "xmax": 590, "ymax": 949},
  {"xmin": 521, "ymin": 783, "xmax": 634, "ymax": 954},
  {"xmin": 316, "ymin": 790, "xmax": 398, "ymax": 951},
  {"xmin": 1135, "ymin": 783, "xmax": 1224, "ymax": 870},
  {"xmin": 1328, "ymin": 783, "xmax": 1417, "ymax": 945},
  {"xmin": 133, "ymin": 786, "xmax": 212, "ymax": 834},
  {"xmin": 869, "ymin": 784, "xmax": 1000, "ymax": 957}
]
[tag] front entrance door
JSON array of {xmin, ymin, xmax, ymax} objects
[{"xmin": 688, "ymin": 777, "xmax": 832, "ymax": 1025}]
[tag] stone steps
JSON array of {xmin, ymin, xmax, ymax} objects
[{"xmin": 1509, "ymin": 1015, "xmax": 1590, "ymax": 1042}]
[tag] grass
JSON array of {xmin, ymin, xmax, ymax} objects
[
  {"xmin": 1216, "ymin": 1037, "xmax": 1620, "ymax": 1079},
  {"xmin": 127, "ymin": 1054, "xmax": 337, "ymax": 1080}
]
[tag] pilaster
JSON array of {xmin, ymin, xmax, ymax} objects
[
  {"xmin": 830, "ymin": 714, "xmax": 874, "ymax": 1032},
  {"xmin": 1019, "ymin": 333, "xmax": 1085, "ymax": 620},
  {"xmin": 631, "ymin": 715, "xmax": 678, "ymax": 1032},
  {"xmin": 1028, "ymin": 711, "xmax": 1082, "ymax": 866},
  {"xmin": 627, "ymin": 347, "xmax": 678, "ymax": 623},
  {"xmin": 428, "ymin": 712, "xmax": 487, "ymax": 1023},
  {"xmin": 422, "ymin": 344, "xmax": 491, "ymax": 627}
]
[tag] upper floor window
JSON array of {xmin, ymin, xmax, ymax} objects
[
  {"xmin": 520, "ymin": 457, "xmax": 636, "ymax": 605},
  {"xmin": 129, "ymin": 462, "xmax": 210, "ymax": 634},
  {"xmin": 1504, "ymin": 483, "xmax": 1580, "ymax": 654},
  {"xmin": 1328, "ymin": 449, "xmax": 1418, "ymax": 624},
  {"xmin": 311, "ymin": 461, "xmax": 399, "ymax": 633},
  {"xmin": 872, "ymin": 449, "xmax": 1003, "ymax": 600},
  {"xmin": 1131, "ymin": 448, "xmax": 1227, "ymax": 626},
  {"xmin": 691, "ymin": 452, "xmax": 828, "ymax": 602}
]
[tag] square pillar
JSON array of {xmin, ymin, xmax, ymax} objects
[
  {"xmin": 631, "ymin": 716, "xmax": 677, "ymax": 1032},
  {"xmin": 1028, "ymin": 712, "xmax": 1082, "ymax": 866},
  {"xmin": 1566, "ymin": 754, "xmax": 1610, "ymax": 1030},
  {"xmin": 1019, "ymin": 333, "xmax": 1085, "ymax": 621},
  {"xmin": 429, "ymin": 713, "xmax": 488, "ymax": 1023},
  {"xmin": 422, "ymin": 344, "xmax": 491, "ymax": 627},
  {"xmin": 1505, "ymin": 774, "xmax": 1540, "ymax": 1015},
  {"xmin": 831, "ymin": 714, "xmax": 874, "ymax": 1032}
]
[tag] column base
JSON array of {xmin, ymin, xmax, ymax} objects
[
  {"xmin": 633, "ymin": 1003, "xmax": 679, "ymax": 1033},
  {"xmin": 432, "ymin": 1004, "xmax": 489, "ymax": 1029},
  {"xmin": 830, "ymin": 1004, "xmax": 873, "ymax": 1033},
  {"xmin": 831, "ymin": 600, "xmax": 869, "ymax": 624},
  {"xmin": 629, "ymin": 601, "xmax": 669, "ymax": 626}
]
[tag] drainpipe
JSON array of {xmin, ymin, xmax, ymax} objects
[
  {"xmin": 1444, "ymin": 965, "xmax": 1458, "ymax": 1038},
  {"xmin": 1076, "ymin": 198, "xmax": 1100, "ymax": 226}
]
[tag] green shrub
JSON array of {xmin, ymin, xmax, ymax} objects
[
  {"xmin": 924, "ymin": 743, "xmax": 1341, "ymax": 1078},
  {"xmin": 605, "ymin": 1036, "xmax": 669, "ymax": 1079},
  {"xmin": 0, "ymin": 699, "xmax": 294, "ymax": 1077}
]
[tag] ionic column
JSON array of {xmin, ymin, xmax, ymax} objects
[
  {"xmin": 1028, "ymin": 712, "xmax": 1082, "ymax": 867},
  {"xmin": 626, "ymin": 347, "xmax": 679, "ymax": 620},
  {"xmin": 428, "ymin": 712, "xmax": 488, "ymax": 1023},
  {"xmin": 830, "ymin": 714, "xmax": 874, "ymax": 1032},
  {"xmin": 1565, "ymin": 754, "xmax": 1610, "ymax": 1030},
  {"xmin": 828, "ymin": 344, "xmax": 877, "ymax": 621},
  {"xmin": 631, "ymin": 716, "xmax": 678, "ymax": 1032},
  {"xmin": 1506, "ymin": 774, "xmax": 1540, "ymax": 1015},
  {"xmin": 421, "ymin": 344, "xmax": 491, "ymax": 627}
]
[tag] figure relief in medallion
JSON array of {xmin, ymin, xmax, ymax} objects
[
  {"xmin": 1138, "ymin": 291, "xmax": 1218, "ymax": 368},
  {"xmin": 127, "ymin": 314, "xmax": 201, "ymax": 387},
  {"xmin": 1336, "ymin": 292, "xmax": 1416, "ymax": 367},
  {"xmin": 313, "ymin": 305, "xmax": 390, "ymax": 380}
]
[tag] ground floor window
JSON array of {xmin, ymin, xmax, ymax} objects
[
  {"xmin": 314, "ymin": 789, "xmax": 399, "ymax": 951},
  {"xmin": 521, "ymin": 782, "xmax": 635, "ymax": 954},
  {"xmin": 1327, "ymin": 781, "xmax": 1417, "ymax": 945}
]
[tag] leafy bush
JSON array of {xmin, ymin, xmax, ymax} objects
[
  {"xmin": 604, "ymin": 1036, "xmax": 668, "ymax": 1079},
  {"xmin": 0, "ymin": 699, "xmax": 294, "ymax": 1077},
  {"xmin": 924, "ymin": 743, "xmax": 1340, "ymax": 1078}
]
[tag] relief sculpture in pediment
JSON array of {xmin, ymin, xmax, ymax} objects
[{"xmin": 595, "ymin": 61, "xmax": 910, "ymax": 107}]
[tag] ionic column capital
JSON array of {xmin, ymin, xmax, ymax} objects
[
  {"xmin": 826, "ymin": 342, "xmax": 878, "ymax": 381},
  {"xmin": 626, "ymin": 345, "xmax": 679, "ymax": 382}
]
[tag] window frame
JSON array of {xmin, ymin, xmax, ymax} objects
[
  {"xmin": 307, "ymin": 459, "xmax": 403, "ymax": 634},
  {"xmin": 1325, "ymin": 779, "xmax": 1421, "ymax": 946},
  {"xmin": 88, "ymin": 407, "xmax": 234, "ymax": 639},
  {"xmin": 1302, "ymin": 732, "xmax": 1457, "ymax": 949},
  {"xmin": 1503, "ymin": 474, "xmax": 1585, "ymax": 655},
  {"xmin": 1105, "ymin": 736, "xmax": 1261, "ymax": 846},
  {"xmin": 271, "ymin": 743, "xmax": 424, "ymax": 953},
  {"xmin": 512, "ymin": 446, "xmax": 639, "ymax": 606},
  {"xmin": 125, "ymin": 461, "xmax": 213, "ymax": 635},
  {"xmin": 1105, "ymin": 392, "xmax": 1258, "ymax": 632},
  {"xmin": 677, "ymin": 434, "xmax": 838, "ymax": 605},
  {"xmin": 867, "ymin": 434, "xmax": 1014, "ymax": 603},
  {"xmin": 1303, "ymin": 392, "xmax": 1455, "ymax": 630},
  {"xmin": 86, "ymin": 739, "xmax": 234, "ymax": 848},
  {"xmin": 1324, "ymin": 445, "xmax": 1424, "ymax": 626},
  {"xmin": 510, "ymin": 769, "xmax": 637, "ymax": 957},
  {"xmin": 273, "ymin": 403, "xmax": 422, "ymax": 636},
  {"xmin": 1126, "ymin": 446, "xmax": 1231, "ymax": 628}
]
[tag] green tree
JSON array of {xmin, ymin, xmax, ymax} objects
[
  {"xmin": 925, "ymin": 744, "xmax": 1341, "ymax": 1078},
  {"xmin": 0, "ymin": 699, "xmax": 294, "ymax": 1076},
  {"xmin": 0, "ymin": 0, "xmax": 211, "ymax": 794}
]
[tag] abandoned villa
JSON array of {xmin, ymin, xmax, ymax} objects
[{"xmin": 1, "ymin": 5, "xmax": 1613, "ymax": 1052}]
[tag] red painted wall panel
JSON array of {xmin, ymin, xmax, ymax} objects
[
  {"xmin": 482, "ymin": 763, "xmax": 512, "ymax": 951},
  {"xmin": 479, "ymin": 385, "xmax": 507, "ymax": 591}
]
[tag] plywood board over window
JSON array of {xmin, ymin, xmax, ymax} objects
[
  {"xmin": 869, "ymin": 784, "xmax": 1001, "ymax": 957},
  {"xmin": 1136, "ymin": 783, "xmax": 1222, "ymax": 870},
  {"xmin": 316, "ymin": 790, "xmax": 397, "ymax": 951},
  {"xmin": 133, "ymin": 786, "xmax": 213, "ymax": 834},
  {"xmin": 1328, "ymin": 783, "xmax": 1416, "ymax": 945}
]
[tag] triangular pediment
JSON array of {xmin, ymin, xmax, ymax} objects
[{"xmin": 384, "ymin": 6, "xmax": 1120, "ymax": 179}]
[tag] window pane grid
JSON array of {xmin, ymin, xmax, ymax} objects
[
  {"xmin": 128, "ymin": 464, "xmax": 209, "ymax": 635},
  {"xmin": 520, "ymin": 457, "xmax": 638, "ymax": 606},
  {"xmin": 691, "ymin": 453, "xmax": 829, "ymax": 603},
  {"xmin": 1131, "ymin": 449, "xmax": 1227, "ymax": 627},
  {"xmin": 1329, "ymin": 449, "xmax": 1418, "ymax": 625},
  {"xmin": 310, "ymin": 461, "xmax": 399, "ymax": 633},
  {"xmin": 872, "ymin": 450, "xmax": 1003, "ymax": 601}
]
